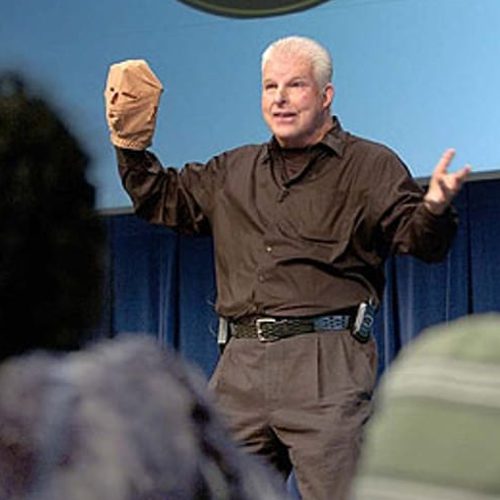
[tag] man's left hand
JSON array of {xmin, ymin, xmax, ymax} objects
[{"xmin": 424, "ymin": 148, "xmax": 471, "ymax": 215}]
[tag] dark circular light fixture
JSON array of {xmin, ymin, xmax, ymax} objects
[{"xmin": 178, "ymin": 0, "xmax": 331, "ymax": 18}]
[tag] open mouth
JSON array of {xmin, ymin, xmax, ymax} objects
[{"xmin": 273, "ymin": 111, "xmax": 297, "ymax": 121}]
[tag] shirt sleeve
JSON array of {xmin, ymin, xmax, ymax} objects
[
  {"xmin": 374, "ymin": 149, "xmax": 458, "ymax": 263},
  {"xmin": 115, "ymin": 147, "xmax": 220, "ymax": 235}
]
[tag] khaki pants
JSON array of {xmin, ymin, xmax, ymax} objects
[{"xmin": 209, "ymin": 330, "xmax": 377, "ymax": 500}]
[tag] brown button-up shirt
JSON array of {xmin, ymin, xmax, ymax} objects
[{"xmin": 116, "ymin": 116, "xmax": 457, "ymax": 319}]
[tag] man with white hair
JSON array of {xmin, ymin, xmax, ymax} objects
[{"xmin": 106, "ymin": 35, "xmax": 469, "ymax": 499}]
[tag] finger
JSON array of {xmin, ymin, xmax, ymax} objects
[
  {"xmin": 446, "ymin": 166, "xmax": 471, "ymax": 193},
  {"xmin": 434, "ymin": 148, "xmax": 456, "ymax": 175},
  {"xmin": 455, "ymin": 164, "xmax": 472, "ymax": 183}
]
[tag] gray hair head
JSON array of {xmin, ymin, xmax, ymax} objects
[{"xmin": 261, "ymin": 36, "xmax": 333, "ymax": 90}]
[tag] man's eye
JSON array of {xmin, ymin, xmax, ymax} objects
[
  {"xmin": 264, "ymin": 84, "xmax": 277, "ymax": 90},
  {"xmin": 290, "ymin": 81, "xmax": 305, "ymax": 88}
]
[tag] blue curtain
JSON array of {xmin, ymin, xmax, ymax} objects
[
  {"xmin": 99, "ymin": 178, "xmax": 500, "ymax": 378},
  {"xmin": 102, "ymin": 215, "xmax": 180, "ymax": 346}
]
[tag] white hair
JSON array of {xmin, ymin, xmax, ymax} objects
[{"xmin": 261, "ymin": 36, "xmax": 333, "ymax": 89}]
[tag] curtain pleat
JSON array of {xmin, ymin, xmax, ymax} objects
[{"xmin": 468, "ymin": 180, "xmax": 500, "ymax": 313}]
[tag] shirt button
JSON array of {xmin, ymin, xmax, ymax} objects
[
  {"xmin": 258, "ymin": 274, "xmax": 265, "ymax": 282},
  {"xmin": 266, "ymin": 246, "xmax": 272, "ymax": 253}
]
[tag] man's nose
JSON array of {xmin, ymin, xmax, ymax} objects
[{"xmin": 274, "ymin": 86, "xmax": 288, "ymax": 104}]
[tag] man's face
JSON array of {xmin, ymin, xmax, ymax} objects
[{"xmin": 261, "ymin": 53, "xmax": 333, "ymax": 148}]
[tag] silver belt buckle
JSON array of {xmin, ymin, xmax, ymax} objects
[{"xmin": 256, "ymin": 317, "xmax": 277, "ymax": 342}]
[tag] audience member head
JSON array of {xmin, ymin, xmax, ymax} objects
[
  {"xmin": 351, "ymin": 313, "xmax": 500, "ymax": 499},
  {"xmin": 0, "ymin": 73, "xmax": 104, "ymax": 360}
]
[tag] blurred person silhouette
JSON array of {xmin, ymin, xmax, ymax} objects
[
  {"xmin": 351, "ymin": 313, "xmax": 500, "ymax": 500},
  {"xmin": 0, "ymin": 73, "xmax": 287, "ymax": 500}
]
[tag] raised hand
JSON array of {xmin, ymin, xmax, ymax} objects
[{"xmin": 424, "ymin": 148, "xmax": 471, "ymax": 215}]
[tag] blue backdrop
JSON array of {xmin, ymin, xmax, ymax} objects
[{"xmin": 2, "ymin": 0, "xmax": 499, "ymax": 209}]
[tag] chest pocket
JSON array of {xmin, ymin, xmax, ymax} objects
[{"xmin": 288, "ymin": 190, "xmax": 351, "ymax": 244}]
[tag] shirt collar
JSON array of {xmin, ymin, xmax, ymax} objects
[
  {"xmin": 320, "ymin": 116, "xmax": 346, "ymax": 157},
  {"xmin": 264, "ymin": 115, "xmax": 346, "ymax": 163}
]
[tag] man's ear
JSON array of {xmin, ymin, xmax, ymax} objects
[{"xmin": 323, "ymin": 83, "xmax": 334, "ymax": 109}]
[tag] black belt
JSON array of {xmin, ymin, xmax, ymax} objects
[{"xmin": 230, "ymin": 313, "xmax": 353, "ymax": 342}]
